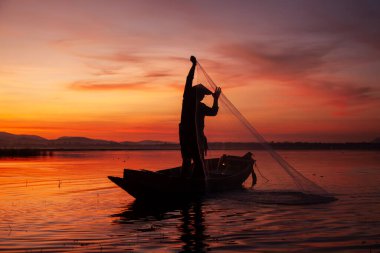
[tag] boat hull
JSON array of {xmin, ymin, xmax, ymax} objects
[{"xmin": 108, "ymin": 152, "xmax": 255, "ymax": 200}]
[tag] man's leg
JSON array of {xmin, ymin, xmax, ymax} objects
[
  {"xmin": 192, "ymin": 148, "xmax": 205, "ymax": 179},
  {"xmin": 179, "ymin": 127, "xmax": 192, "ymax": 178},
  {"xmin": 181, "ymin": 157, "xmax": 191, "ymax": 178}
]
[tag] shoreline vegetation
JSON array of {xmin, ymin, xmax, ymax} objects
[
  {"xmin": 1, "ymin": 132, "xmax": 379, "ymax": 157},
  {"xmin": 1, "ymin": 142, "xmax": 380, "ymax": 158},
  {"xmin": 0, "ymin": 149, "xmax": 53, "ymax": 157}
]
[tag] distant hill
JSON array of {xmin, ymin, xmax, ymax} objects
[
  {"xmin": 121, "ymin": 140, "xmax": 175, "ymax": 145},
  {"xmin": 0, "ymin": 131, "xmax": 173, "ymax": 149},
  {"xmin": 1, "ymin": 131, "xmax": 380, "ymax": 150},
  {"xmin": 50, "ymin": 136, "xmax": 121, "ymax": 148},
  {"xmin": 0, "ymin": 132, "xmax": 49, "ymax": 148}
]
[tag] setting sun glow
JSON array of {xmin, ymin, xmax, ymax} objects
[{"xmin": 1, "ymin": 1, "xmax": 379, "ymax": 142}]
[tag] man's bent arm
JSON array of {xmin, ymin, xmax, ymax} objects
[
  {"xmin": 205, "ymin": 87, "xmax": 221, "ymax": 116},
  {"xmin": 202, "ymin": 99, "xmax": 219, "ymax": 116}
]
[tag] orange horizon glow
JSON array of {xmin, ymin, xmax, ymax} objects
[{"xmin": 1, "ymin": 1, "xmax": 379, "ymax": 143}]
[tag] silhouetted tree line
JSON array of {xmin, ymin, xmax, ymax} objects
[
  {"xmin": 0, "ymin": 149, "xmax": 53, "ymax": 157},
  {"xmin": 208, "ymin": 142, "xmax": 380, "ymax": 150},
  {"xmin": 0, "ymin": 142, "xmax": 379, "ymax": 157}
]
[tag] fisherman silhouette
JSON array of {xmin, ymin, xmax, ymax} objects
[{"xmin": 179, "ymin": 56, "xmax": 221, "ymax": 178}]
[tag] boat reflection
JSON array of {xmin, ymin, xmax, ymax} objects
[{"xmin": 112, "ymin": 198, "xmax": 209, "ymax": 252}]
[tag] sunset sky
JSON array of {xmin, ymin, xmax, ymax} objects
[{"xmin": 1, "ymin": 0, "xmax": 379, "ymax": 142}]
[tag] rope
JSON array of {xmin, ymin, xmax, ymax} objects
[{"xmin": 255, "ymin": 163, "xmax": 269, "ymax": 183}]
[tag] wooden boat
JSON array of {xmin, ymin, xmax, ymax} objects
[{"xmin": 108, "ymin": 152, "xmax": 256, "ymax": 200}]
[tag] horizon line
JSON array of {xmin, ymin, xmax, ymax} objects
[{"xmin": 0, "ymin": 131, "xmax": 378, "ymax": 144}]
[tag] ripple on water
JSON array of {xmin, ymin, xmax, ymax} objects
[{"xmin": 1, "ymin": 150, "xmax": 380, "ymax": 252}]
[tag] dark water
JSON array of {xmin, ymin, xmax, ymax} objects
[{"xmin": 1, "ymin": 150, "xmax": 379, "ymax": 252}]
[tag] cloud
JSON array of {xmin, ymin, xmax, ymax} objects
[
  {"xmin": 217, "ymin": 41, "xmax": 337, "ymax": 81},
  {"xmin": 281, "ymin": 77, "xmax": 380, "ymax": 117},
  {"xmin": 166, "ymin": 83, "xmax": 183, "ymax": 91},
  {"xmin": 318, "ymin": 81, "xmax": 374, "ymax": 101},
  {"xmin": 301, "ymin": 0, "xmax": 380, "ymax": 53},
  {"xmin": 82, "ymin": 52, "xmax": 143, "ymax": 63},
  {"xmin": 69, "ymin": 81, "xmax": 148, "ymax": 91},
  {"xmin": 144, "ymin": 70, "xmax": 171, "ymax": 78},
  {"xmin": 308, "ymin": 80, "xmax": 379, "ymax": 108},
  {"xmin": 84, "ymin": 62, "xmax": 124, "ymax": 76},
  {"xmin": 214, "ymin": 39, "xmax": 380, "ymax": 117}
]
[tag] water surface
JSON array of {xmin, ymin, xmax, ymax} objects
[{"xmin": 1, "ymin": 150, "xmax": 379, "ymax": 252}]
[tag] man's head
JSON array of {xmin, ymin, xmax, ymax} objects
[{"xmin": 193, "ymin": 84, "xmax": 212, "ymax": 101}]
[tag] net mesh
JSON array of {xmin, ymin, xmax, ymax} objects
[{"xmin": 195, "ymin": 61, "xmax": 334, "ymax": 202}]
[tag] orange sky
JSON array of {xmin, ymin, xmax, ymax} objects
[{"xmin": 1, "ymin": 0, "xmax": 379, "ymax": 142}]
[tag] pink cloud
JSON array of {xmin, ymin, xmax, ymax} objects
[
  {"xmin": 214, "ymin": 41, "xmax": 380, "ymax": 116},
  {"xmin": 69, "ymin": 81, "xmax": 148, "ymax": 91}
]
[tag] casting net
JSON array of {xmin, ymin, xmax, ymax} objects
[{"xmin": 194, "ymin": 61, "xmax": 336, "ymax": 204}]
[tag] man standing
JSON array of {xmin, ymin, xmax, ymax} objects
[{"xmin": 179, "ymin": 56, "xmax": 221, "ymax": 179}]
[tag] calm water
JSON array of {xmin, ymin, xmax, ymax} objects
[{"xmin": 0, "ymin": 150, "xmax": 379, "ymax": 252}]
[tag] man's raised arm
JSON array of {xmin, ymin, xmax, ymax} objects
[{"xmin": 184, "ymin": 56, "xmax": 197, "ymax": 97}]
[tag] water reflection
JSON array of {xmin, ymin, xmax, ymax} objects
[
  {"xmin": 179, "ymin": 200, "xmax": 208, "ymax": 252},
  {"xmin": 112, "ymin": 199, "xmax": 209, "ymax": 252},
  {"xmin": 2, "ymin": 150, "xmax": 379, "ymax": 252}
]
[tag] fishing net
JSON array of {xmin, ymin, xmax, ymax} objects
[{"xmin": 194, "ymin": 61, "xmax": 336, "ymax": 205}]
